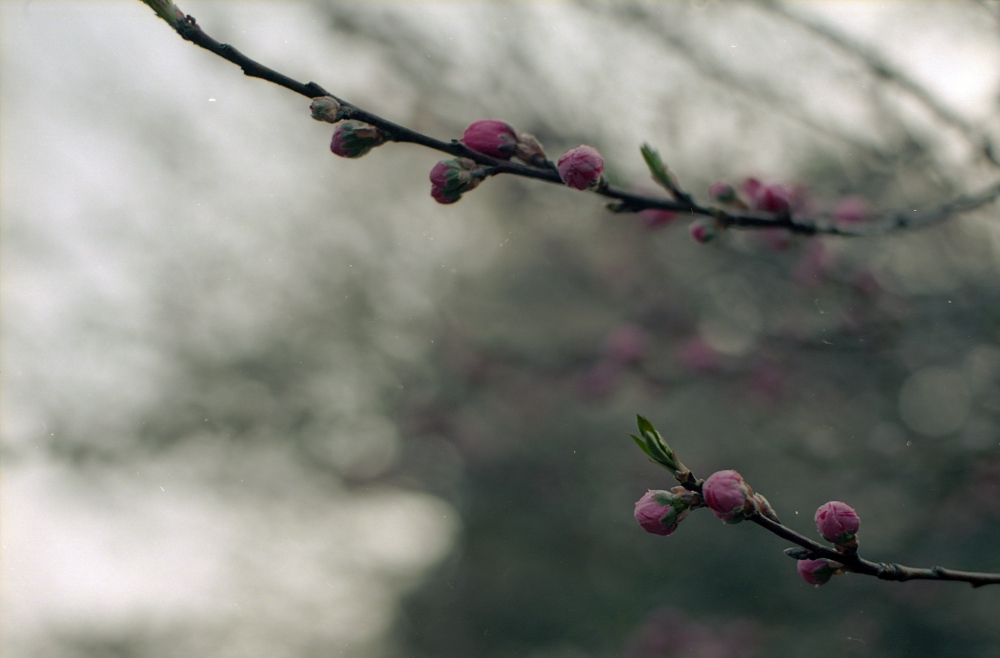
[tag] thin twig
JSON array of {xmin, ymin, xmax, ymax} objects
[
  {"xmin": 149, "ymin": 5, "xmax": 1000, "ymax": 238},
  {"xmin": 673, "ymin": 469, "xmax": 1000, "ymax": 587}
]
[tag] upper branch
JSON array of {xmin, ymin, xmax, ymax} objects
[{"xmin": 145, "ymin": 2, "xmax": 1000, "ymax": 238}]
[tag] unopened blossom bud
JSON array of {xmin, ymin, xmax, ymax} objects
[
  {"xmin": 702, "ymin": 470, "xmax": 752, "ymax": 523},
  {"xmin": 814, "ymin": 501, "xmax": 860, "ymax": 546},
  {"xmin": 755, "ymin": 183, "xmax": 793, "ymax": 213},
  {"xmin": 461, "ymin": 120, "xmax": 519, "ymax": 159},
  {"xmin": 740, "ymin": 178, "xmax": 793, "ymax": 213},
  {"xmin": 634, "ymin": 489, "xmax": 692, "ymax": 536},
  {"xmin": 796, "ymin": 558, "xmax": 838, "ymax": 585},
  {"xmin": 708, "ymin": 181, "xmax": 737, "ymax": 204},
  {"xmin": 330, "ymin": 120, "xmax": 387, "ymax": 158},
  {"xmin": 557, "ymin": 145, "xmax": 604, "ymax": 190},
  {"xmin": 513, "ymin": 133, "xmax": 548, "ymax": 167},
  {"xmin": 429, "ymin": 157, "xmax": 487, "ymax": 204},
  {"xmin": 689, "ymin": 218, "xmax": 719, "ymax": 243},
  {"xmin": 833, "ymin": 195, "xmax": 870, "ymax": 223},
  {"xmin": 310, "ymin": 96, "xmax": 343, "ymax": 123}
]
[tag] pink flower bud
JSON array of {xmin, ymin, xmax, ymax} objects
[
  {"xmin": 814, "ymin": 501, "xmax": 860, "ymax": 545},
  {"xmin": 634, "ymin": 490, "xmax": 690, "ymax": 536},
  {"xmin": 310, "ymin": 96, "xmax": 343, "ymax": 123},
  {"xmin": 833, "ymin": 195, "xmax": 870, "ymax": 223},
  {"xmin": 638, "ymin": 209, "xmax": 678, "ymax": 229},
  {"xmin": 740, "ymin": 178, "xmax": 794, "ymax": 213},
  {"xmin": 429, "ymin": 157, "xmax": 487, "ymax": 204},
  {"xmin": 557, "ymin": 145, "xmax": 604, "ymax": 190},
  {"xmin": 702, "ymin": 470, "xmax": 751, "ymax": 523},
  {"xmin": 330, "ymin": 120, "xmax": 387, "ymax": 158},
  {"xmin": 689, "ymin": 218, "xmax": 719, "ymax": 243},
  {"xmin": 461, "ymin": 120, "xmax": 519, "ymax": 160},
  {"xmin": 796, "ymin": 558, "xmax": 837, "ymax": 585},
  {"xmin": 755, "ymin": 183, "xmax": 793, "ymax": 213},
  {"xmin": 604, "ymin": 325, "xmax": 647, "ymax": 364},
  {"xmin": 708, "ymin": 181, "xmax": 737, "ymax": 203}
]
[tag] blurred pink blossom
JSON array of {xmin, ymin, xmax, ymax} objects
[
  {"xmin": 793, "ymin": 241, "xmax": 833, "ymax": 287},
  {"xmin": 833, "ymin": 195, "xmax": 870, "ymax": 223},
  {"xmin": 625, "ymin": 607, "xmax": 761, "ymax": 658},
  {"xmin": 604, "ymin": 325, "xmax": 648, "ymax": 364},
  {"xmin": 676, "ymin": 337, "xmax": 721, "ymax": 372},
  {"xmin": 578, "ymin": 359, "xmax": 622, "ymax": 399},
  {"xmin": 638, "ymin": 208, "xmax": 679, "ymax": 229}
]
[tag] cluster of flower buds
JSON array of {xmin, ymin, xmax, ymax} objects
[
  {"xmin": 461, "ymin": 119, "xmax": 549, "ymax": 167},
  {"xmin": 310, "ymin": 97, "xmax": 388, "ymax": 159},
  {"xmin": 429, "ymin": 158, "xmax": 489, "ymax": 204},
  {"xmin": 789, "ymin": 501, "xmax": 860, "ymax": 586},
  {"xmin": 634, "ymin": 487, "xmax": 703, "ymax": 536}
]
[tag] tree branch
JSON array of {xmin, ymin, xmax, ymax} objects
[
  {"xmin": 634, "ymin": 417, "xmax": 1000, "ymax": 588},
  {"xmin": 144, "ymin": 3, "xmax": 1000, "ymax": 239}
]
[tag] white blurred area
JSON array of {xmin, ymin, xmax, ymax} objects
[
  {"xmin": 3, "ymin": 1, "xmax": 1000, "ymax": 657},
  {"xmin": 1, "ymin": 2, "xmax": 468, "ymax": 656}
]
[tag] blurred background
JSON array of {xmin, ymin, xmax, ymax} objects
[{"xmin": 3, "ymin": 1, "xmax": 1000, "ymax": 657}]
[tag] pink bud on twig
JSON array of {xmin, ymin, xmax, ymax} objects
[
  {"xmin": 330, "ymin": 120, "xmax": 387, "ymax": 158},
  {"xmin": 689, "ymin": 218, "xmax": 719, "ymax": 243},
  {"xmin": 708, "ymin": 181, "xmax": 737, "ymax": 204},
  {"xmin": 833, "ymin": 195, "xmax": 870, "ymax": 223},
  {"xmin": 461, "ymin": 120, "xmax": 519, "ymax": 160},
  {"xmin": 557, "ymin": 145, "xmax": 604, "ymax": 190},
  {"xmin": 430, "ymin": 157, "xmax": 487, "ymax": 204},
  {"xmin": 796, "ymin": 558, "xmax": 838, "ymax": 585},
  {"xmin": 634, "ymin": 489, "xmax": 697, "ymax": 536},
  {"xmin": 703, "ymin": 470, "xmax": 752, "ymax": 524},
  {"xmin": 814, "ymin": 501, "xmax": 860, "ymax": 547},
  {"xmin": 638, "ymin": 209, "xmax": 678, "ymax": 229},
  {"xmin": 310, "ymin": 96, "xmax": 343, "ymax": 123}
]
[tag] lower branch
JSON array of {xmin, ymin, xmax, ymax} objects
[{"xmin": 633, "ymin": 416, "xmax": 1000, "ymax": 588}]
